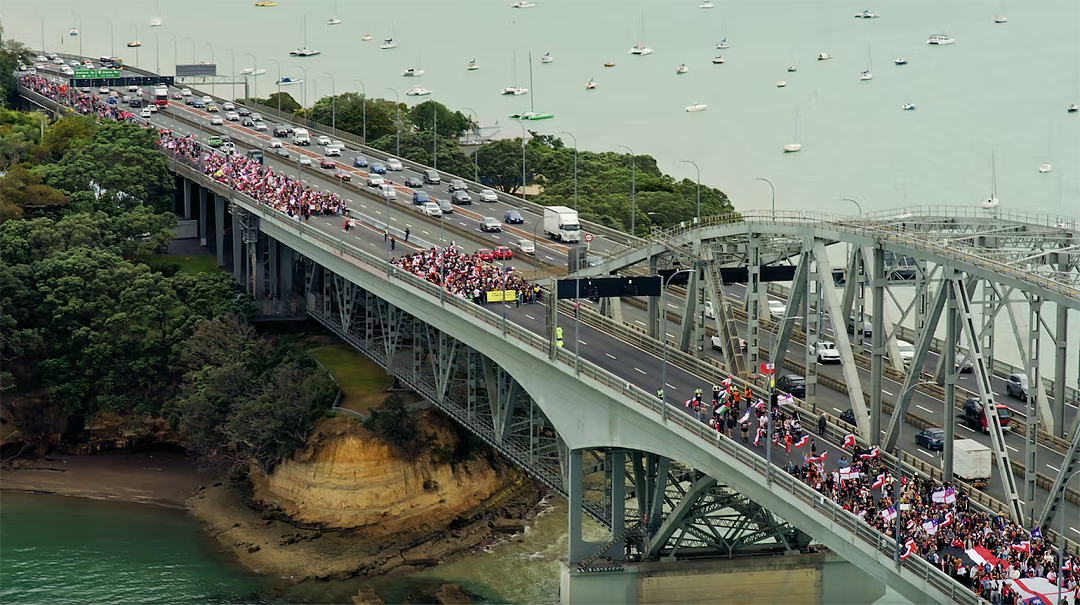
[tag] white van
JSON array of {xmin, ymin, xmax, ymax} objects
[
  {"xmin": 378, "ymin": 183, "xmax": 397, "ymax": 200},
  {"xmin": 292, "ymin": 128, "xmax": 311, "ymax": 146}
]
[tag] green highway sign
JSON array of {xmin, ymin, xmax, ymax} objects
[{"xmin": 73, "ymin": 68, "xmax": 121, "ymax": 79}]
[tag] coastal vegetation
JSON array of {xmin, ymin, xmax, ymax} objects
[{"xmin": 247, "ymin": 92, "xmax": 735, "ymax": 236}]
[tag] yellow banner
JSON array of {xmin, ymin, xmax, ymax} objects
[{"xmin": 486, "ymin": 290, "xmax": 517, "ymax": 303}]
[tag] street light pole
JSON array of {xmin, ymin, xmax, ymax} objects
[
  {"xmin": 681, "ymin": 159, "xmax": 701, "ymax": 223},
  {"xmin": 463, "ymin": 107, "xmax": 479, "ymax": 183},
  {"xmin": 1059, "ymin": 470, "xmax": 1080, "ymax": 605},
  {"xmin": 353, "ymin": 79, "xmax": 366, "ymax": 144},
  {"xmin": 292, "ymin": 65, "xmax": 307, "ymax": 110},
  {"xmin": 755, "ymin": 177, "xmax": 775, "ymax": 220},
  {"xmin": 242, "ymin": 52, "xmax": 258, "ymax": 99},
  {"xmin": 646, "ymin": 211, "xmax": 669, "ymax": 231},
  {"xmin": 131, "ymin": 22, "xmax": 139, "ymax": 67},
  {"xmin": 516, "ymin": 119, "xmax": 527, "ymax": 199},
  {"xmin": 560, "ymin": 131, "xmax": 578, "ymax": 212},
  {"xmin": 267, "ymin": 58, "xmax": 281, "ymax": 112},
  {"xmin": 767, "ymin": 316, "xmax": 798, "ymax": 485},
  {"xmin": 840, "ymin": 197, "xmax": 864, "ymax": 215},
  {"xmin": 619, "ymin": 145, "xmax": 636, "ymax": 235},
  {"xmin": 893, "ymin": 381, "xmax": 928, "ymax": 565},
  {"xmin": 387, "ymin": 87, "xmax": 401, "ymax": 157},
  {"xmin": 432, "ymin": 99, "xmax": 438, "ymax": 170},
  {"xmin": 320, "ymin": 72, "xmax": 336, "ymax": 129}
]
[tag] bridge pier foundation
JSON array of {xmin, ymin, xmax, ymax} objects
[
  {"xmin": 183, "ymin": 178, "xmax": 192, "ymax": 220},
  {"xmin": 214, "ymin": 194, "xmax": 225, "ymax": 267},
  {"xmin": 199, "ymin": 186, "xmax": 208, "ymax": 247}
]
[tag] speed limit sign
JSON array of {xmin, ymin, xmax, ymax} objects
[{"xmin": 584, "ymin": 233, "xmax": 594, "ymax": 243}]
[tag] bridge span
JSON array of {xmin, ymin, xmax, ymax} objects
[{"xmin": 16, "ymin": 72, "xmax": 1080, "ymax": 605}]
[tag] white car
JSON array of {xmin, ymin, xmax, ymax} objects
[
  {"xmin": 140, "ymin": 107, "xmax": 153, "ymax": 118},
  {"xmin": 181, "ymin": 88, "xmax": 192, "ymax": 96},
  {"xmin": 253, "ymin": 121, "xmax": 268, "ymax": 131},
  {"xmin": 711, "ymin": 335, "xmax": 748, "ymax": 353},
  {"xmin": 147, "ymin": 104, "xmax": 159, "ymax": 113},
  {"xmin": 386, "ymin": 158, "xmax": 403, "ymax": 171},
  {"xmin": 814, "ymin": 341, "xmax": 841, "ymax": 364},
  {"xmin": 209, "ymin": 116, "xmax": 224, "ymax": 126},
  {"xmin": 325, "ymin": 146, "xmax": 341, "ymax": 157},
  {"xmin": 53, "ymin": 57, "xmax": 65, "ymax": 65},
  {"xmin": 269, "ymin": 139, "xmax": 284, "ymax": 149},
  {"xmin": 35, "ymin": 55, "xmax": 48, "ymax": 62},
  {"xmin": 201, "ymin": 95, "xmax": 213, "ymax": 104},
  {"xmin": 299, "ymin": 157, "xmax": 313, "ymax": 166},
  {"xmin": 223, "ymin": 102, "xmax": 235, "ymax": 111},
  {"xmin": 366, "ymin": 175, "xmax": 385, "ymax": 187},
  {"xmin": 767, "ymin": 299, "xmax": 786, "ymax": 318},
  {"xmin": 127, "ymin": 85, "xmax": 141, "ymax": 92},
  {"xmin": 479, "ymin": 189, "xmax": 499, "ymax": 202},
  {"xmin": 225, "ymin": 111, "xmax": 239, "ymax": 121},
  {"xmin": 99, "ymin": 86, "xmax": 110, "ymax": 94},
  {"xmin": 895, "ymin": 340, "xmax": 916, "ymax": 365},
  {"xmin": 513, "ymin": 239, "xmax": 535, "ymax": 254},
  {"xmin": 704, "ymin": 300, "xmax": 715, "ymax": 320},
  {"xmin": 60, "ymin": 66, "xmax": 74, "ymax": 75},
  {"xmin": 421, "ymin": 201, "xmax": 443, "ymax": 217},
  {"xmin": 317, "ymin": 136, "xmax": 332, "ymax": 146}
]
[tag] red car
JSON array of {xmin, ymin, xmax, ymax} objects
[
  {"xmin": 335, "ymin": 171, "xmax": 352, "ymax": 182},
  {"xmin": 171, "ymin": 92, "xmax": 183, "ymax": 100},
  {"xmin": 476, "ymin": 249, "xmax": 494, "ymax": 262},
  {"xmin": 320, "ymin": 158, "xmax": 335, "ymax": 169},
  {"xmin": 492, "ymin": 246, "xmax": 512, "ymax": 260}
]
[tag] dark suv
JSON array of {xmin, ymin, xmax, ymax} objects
[
  {"xmin": 273, "ymin": 126, "xmax": 289, "ymax": 137},
  {"xmin": 776, "ymin": 374, "xmax": 806, "ymax": 398},
  {"xmin": 962, "ymin": 398, "xmax": 1012, "ymax": 433}
]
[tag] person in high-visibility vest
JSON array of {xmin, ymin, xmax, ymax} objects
[
  {"xmin": 657, "ymin": 388, "xmax": 665, "ymax": 401},
  {"xmin": 556, "ymin": 326, "xmax": 564, "ymax": 341},
  {"xmin": 712, "ymin": 384, "xmax": 721, "ymax": 404},
  {"xmin": 744, "ymin": 385, "xmax": 752, "ymax": 401},
  {"xmin": 694, "ymin": 388, "xmax": 703, "ymax": 403}
]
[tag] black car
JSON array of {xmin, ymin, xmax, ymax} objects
[
  {"xmin": 914, "ymin": 427, "xmax": 945, "ymax": 451},
  {"xmin": 847, "ymin": 317, "xmax": 872, "ymax": 336},
  {"xmin": 962, "ymin": 397, "xmax": 1013, "ymax": 433},
  {"xmin": 237, "ymin": 107, "xmax": 251, "ymax": 116},
  {"xmin": 775, "ymin": 374, "xmax": 806, "ymax": 398},
  {"xmin": 404, "ymin": 175, "xmax": 423, "ymax": 188},
  {"xmin": 504, "ymin": 209, "xmax": 524, "ymax": 224},
  {"xmin": 451, "ymin": 190, "xmax": 472, "ymax": 205},
  {"xmin": 273, "ymin": 126, "xmax": 289, "ymax": 137},
  {"xmin": 241, "ymin": 118, "xmax": 255, "ymax": 127},
  {"xmin": 839, "ymin": 408, "xmax": 858, "ymax": 426},
  {"xmin": 129, "ymin": 99, "xmax": 142, "ymax": 108}
]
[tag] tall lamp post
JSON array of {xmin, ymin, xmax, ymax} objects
[
  {"xmin": 1057, "ymin": 470, "xmax": 1080, "ymax": 605},
  {"xmin": 129, "ymin": 22, "xmax": 140, "ymax": 67},
  {"xmin": 242, "ymin": 52, "xmax": 258, "ymax": 99},
  {"xmin": 840, "ymin": 197, "xmax": 863, "ymax": 215},
  {"xmin": 321, "ymin": 72, "xmax": 336, "ymax": 129},
  {"xmin": 767, "ymin": 316, "xmax": 799, "ymax": 485},
  {"xmin": 387, "ymin": 87, "xmax": 401, "ymax": 157},
  {"xmin": 560, "ymin": 131, "xmax": 579, "ymax": 212},
  {"xmin": 291, "ymin": 65, "xmax": 307, "ymax": 110},
  {"xmin": 660, "ymin": 269, "xmax": 693, "ymax": 420},
  {"xmin": 646, "ymin": 211, "xmax": 669, "ymax": 231},
  {"xmin": 72, "ymin": 13, "xmax": 83, "ymax": 56},
  {"xmin": 353, "ymin": 79, "xmax": 367, "ymax": 144},
  {"xmin": 680, "ymin": 159, "xmax": 701, "ymax": 223},
  {"xmin": 892, "ymin": 381, "xmax": 929, "ymax": 565},
  {"xmin": 267, "ymin": 58, "xmax": 282, "ymax": 112},
  {"xmin": 431, "ymin": 99, "xmax": 438, "ymax": 170},
  {"xmin": 619, "ymin": 145, "xmax": 636, "ymax": 236},
  {"xmin": 463, "ymin": 107, "xmax": 479, "ymax": 183},
  {"xmin": 203, "ymin": 42, "xmax": 215, "ymax": 64},
  {"xmin": 755, "ymin": 177, "xmax": 775, "ymax": 220},
  {"xmin": 516, "ymin": 119, "xmax": 527, "ymax": 199}
]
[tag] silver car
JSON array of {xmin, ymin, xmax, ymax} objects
[
  {"xmin": 421, "ymin": 201, "xmax": 443, "ymax": 218},
  {"xmin": 513, "ymin": 239, "xmax": 535, "ymax": 254},
  {"xmin": 480, "ymin": 217, "xmax": 502, "ymax": 232},
  {"xmin": 479, "ymin": 189, "xmax": 498, "ymax": 202}
]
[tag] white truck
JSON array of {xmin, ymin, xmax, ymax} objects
[
  {"xmin": 952, "ymin": 439, "xmax": 991, "ymax": 488},
  {"xmin": 543, "ymin": 206, "xmax": 581, "ymax": 243},
  {"xmin": 292, "ymin": 128, "xmax": 311, "ymax": 146}
]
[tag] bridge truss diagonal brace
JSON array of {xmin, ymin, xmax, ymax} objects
[
  {"xmin": 1003, "ymin": 293, "xmax": 1056, "ymax": 435},
  {"xmin": 678, "ymin": 261, "xmax": 703, "ymax": 353},
  {"xmin": 882, "ymin": 278, "xmax": 949, "ymax": 452},
  {"xmin": 861, "ymin": 246, "xmax": 904, "ymax": 375},
  {"xmin": 643, "ymin": 474, "xmax": 717, "ymax": 559},
  {"xmin": 425, "ymin": 326, "xmax": 461, "ymax": 402},
  {"xmin": 771, "ymin": 252, "xmax": 809, "ymax": 373},
  {"xmin": 1037, "ymin": 411, "xmax": 1080, "ymax": 529},
  {"xmin": 481, "ymin": 357, "xmax": 520, "ymax": 443},
  {"xmin": 814, "ymin": 242, "xmax": 872, "ymax": 440},
  {"xmin": 702, "ymin": 261, "xmax": 747, "ymax": 376},
  {"xmin": 933, "ymin": 277, "xmax": 979, "ymax": 384},
  {"xmin": 949, "ymin": 275, "xmax": 1024, "ymax": 523}
]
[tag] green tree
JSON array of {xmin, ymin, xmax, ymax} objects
[
  {"xmin": 474, "ymin": 137, "xmax": 543, "ymax": 196},
  {"xmin": 246, "ymin": 91, "xmax": 301, "ymax": 114},
  {"xmin": 0, "ymin": 165, "xmax": 69, "ymax": 221},
  {"xmin": 407, "ymin": 100, "xmax": 470, "ymax": 137},
  {"xmin": 0, "ymin": 108, "xmax": 43, "ymax": 169},
  {"xmin": 364, "ymin": 393, "xmax": 428, "ymax": 457},
  {"xmin": 369, "ymin": 130, "xmax": 474, "ymax": 177},
  {"xmin": 0, "ymin": 26, "xmax": 31, "ymax": 108},
  {"xmin": 304, "ymin": 92, "xmax": 402, "ymax": 143}
]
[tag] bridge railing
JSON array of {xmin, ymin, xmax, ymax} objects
[{"xmin": 172, "ymin": 162, "xmax": 980, "ymax": 603}]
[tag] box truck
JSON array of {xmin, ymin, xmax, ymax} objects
[
  {"xmin": 952, "ymin": 439, "xmax": 991, "ymax": 488},
  {"xmin": 292, "ymin": 128, "xmax": 311, "ymax": 146},
  {"xmin": 543, "ymin": 206, "xmax": 581, "ymax": 243}
]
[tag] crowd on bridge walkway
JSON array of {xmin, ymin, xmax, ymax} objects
[
  {"xmin": 390, "ymin": 245, "xmax": 537, "ymax": 304},
  {"xmin": 199, "ymin": 149, "xmax": 348, "ymax": 218},
  {"xmin": 19, "ymin": 74, "xmax": 138, "ymax": 123},
  {"xmin": 669, "ymin": 378, "xmax": 1078, "ymax": 603}
]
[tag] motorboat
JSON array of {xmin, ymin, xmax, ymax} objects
[
  {"xmin": 1069, "ymin": 104, "xmax": 1078, "ymax": 113},
  {"xmin": 699, "ymin": 1, "xmax": 715, "ymax": 7},
  {"xmin": 1038, "ymin": 162, "xmax": 1052, "ymax": 173},
  {"xmin": 509, "ymin": 111, "xmax": 553, "ymax": 120},
  {"xmin": 982, "ymin": 152, "xmax": 1000, "ymax": 210},
  {"xmin": 254, "ymin": 2, "xmax": 277, "ymax": 6},
  {"xmin": 676, "ymin": 63, "xmax": 689, "ymax": 74},
  {"xmin": 402, "ymin": 68, "xmax": 425, "ymax": 77},
  {"xmin": 467, "ymin": 59, "xmax": 479, "ymax": 71},
  {"xmin": 854, "ymin": 10, "xmax": 880, "ymax": 18},
  {"xmin": 239, "ymin": 67, "xmax": 266, "ymax": 76},
  {"xmin": 776, "ymin": 81, "xmax": 787, "ymax": 87},
  {"xmin": 327, "ymin": 17, "xmax": 342, "ymax": 25},
  {"xmin": 902, "ymin": 103, "xmax": 915, "ymax": 110},
  {"xmin": 69, "ymin": 28, "xmax": 79, "ymax": 36},
  {"xmin": 716, "ymin": 38, "xmax": 729, "ymax": 49},
  {"xmin": 630, "ymin": 43, "xmax": 653, "ymax": 55},
  {"xmin": 149, "ymin": 17, "xmax": 163, "ymax": 27},
  {"xmin": 380, "ymin": 38, "xmax": 397, "ymax": 49},
  {"xmin": 927, "ymin": 34, "xmax": 956, "ymax": 45},
  {"xmin": 511, "ymin": 1, "xmax": 536, "ymax": 7},
  {"xmin": 982, "ymin": 197, "xmax": 999, "ymax": 210},
  {"xmin": 894, "ymin": 57, "xmax": 908, "ymax": 65},
  {"xmin": 277, "ymin": 77, "xmax": 303, "ymax": 85},
  {"xmin": 787, "ymin": 66, "xmax": 797, "ymax": 72},
  {"xmin": 406, "ymin": 86, "xmax": 432, "ymax": 96},
  {"xmin": 604, "ymin": 61, "xmax": 616, "ymax": 67},
  {"xmin": 585, "ymin": 79, "xmax": 597, "ymax": 90},
  {"xmin": 502, "ymin": 86, "xmax": 528, "ymax": 95},
  {"xmin": 685, "ymin": 103, "xmax": 707, "ymax": 112},
  {"xmin": 712, "ymin": 56, "xmax": 725, "ymax": 64},
  {"xmin": 290, "ymin": 48, "xmax": 320, "ymax": 57},
  {"xmin": 860, "ymin": 70, "xmax": 872, "ymax": 81},
  {"xmin": 540, "ymin": 52, "xmax": 553, "ymax": 64},
  {"xmin": 127, "ymin": 40, "xmax": 142, "ymax": 48},
  {"xmin": 818, "ymin": 52, "xmax": 830, "ymax": 60},
  {"xmin": 361, "ymin": 34, "xmax": 373, "ymax": 41},
  {"xmin": 994, "ymin": 15, "xmax": 1008, "ymax": 23},
  {"xmin": 782, "ymin": 143, "xmax": 802, "ymax": 153}
]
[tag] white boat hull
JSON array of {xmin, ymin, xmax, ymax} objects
[
  {"xmin": 776, "ymin": 81, "xmax": 787, "ymax": 87},
  {"xmin": 685, "ymin": 104, "xmax": 707, "ymax": 112},
  {"xmin": 1038, "ymin": 163, "xmax": 1052, "ymax": 173},
  {"xmin": 982, "ymin": 198, "xmax": 999, "ymax": 209},
  {"xmin": 783, "ymin": 144, "xmax": 802, "ymax": 153}
]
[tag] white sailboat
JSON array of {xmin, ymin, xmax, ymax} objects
[
  {"xmin": 362, "ymin": 34, "xmax": 373, "ymax": 41},
  {"xmin": 467, "ymin": 59, "xmax": 479, "ymax": 71},
  {"xmin": 685, "ymin": 102, "xmax": 707, "ymax": 112},
  {"xmin": 982, "ymin": 153, "xmax": 1000, "ymax": 209},
  {"xmin": 676, "ymin": 63, "xmax": 689, "ymax": 74},
  {"xmin": 501, "ymin": 51, "xmax": 528, "ymax": 95},
  {"xmin": 290, "ymin": 16, "xmax": 321, "ymax": 56},
  {"xmin": 699, "ymin": 1, "xmax": 715, "ymax": 8},
  {"xmin": 540, "ymin": 52, "xmax": 553, "ymax": 64},
  {"xmin": 782, "ymin": 109, "xmax": 802, "ymax": 153},
  {"xmin": 585, "ymin": 78, "xmax": 597, "ymax": 90},
  {"xmin": 629, "ymin": 12, "xmax": 653, "ymax": 55},
  {"xmin": 406, "ymin": 86, "xmax": 431, "ymax": 96},
  {"xmin": 860, "ymin": 46, "xmax": 873, "ymax": 80},
  {"xmin": 994, "ymin": 14, "xmax": 1008, "ymax": 23},
  {"xmin": 509, "ymin": 52, "xmax": 553, "ymax": 120},
  {"xmin": 1039, "ymin": 124, "xmax": 1053, "ymax": 173},
  {"xmin": 239, "ymin": 67, "xmax": 267, "ymax": 76},
  {"xmin": 149, "ymin": 17, "xmax": 163, "ymax": 27},
  {"xmin": 327, "ymin": 2, "xmax": 341, "ymax": 25},
  {"xmin": 402, "ymin": 67, "xmax": 425, "ymax": 77},
  {"xmin": 716, "ymin": 38, "xmax": 729, "ymax": 49},
  {"xmin": 380, "ymin": 23, "xmax": 397, "ymax": 49}
]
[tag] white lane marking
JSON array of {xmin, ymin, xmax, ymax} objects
[
  {"xmin": 370, "ymin": 242, "xmax": 377, "ymax": 247},
  {"xmin": 917, "ymin": 448, "xmax": 935, "ymax": 458},
  {"xmin": 883, "ymin": 390, "xmax": 895, "ymax": 396},
  {"xmin": 421, "ymin": 230, "xmax": 430, "ymax": 235},
  {"xmin": 390, "ymin": 217, "xmax": 398, "ymax": 221},
  {"xmin": 666, "ymin": 383, "xmax": 677, "ymax": 390},
  {"xmin": 959, "ymin": 425, "xmax": 976, "ymax": 433},
  {"xmin": 525, "ymin": 314, "xmax": 535, "ymax": 320},
  {"xmin": 606, "ymin": 353, "xmax": 617, "ymax": 360},
  {"xmin": 832, "ymin": 407, "xmax": 843, "ymax": 413},
  {"xmin": 578, "ymin": 340, "xmax": 587, "ymax": 346},
  {"xmin": 1006, "ymin": 445, "xmax": 1019, "ymax": 453},
  {"xmin": 666, "ymin": 333, "xmax": 675, "ymax": 338},
  {"xmin": 634, "ymin": 367, "xmax": 647, "ymax": 375},
  {"xmin": 916, "ymin": 405, "xmax": 935, "ymax": 414},
  {"xmin": 544, "ymin": 255, "xmax": 555, "ymax": 260},
  {"xmin": 1047, "ymin": 464, "xmax": 1061, "ymax": 472},
  {"xmin": 634, "ymin": 320, "xmax": 646, "ymax": 326},
  {"xmin": 1071, "ymin": 528, "xmax": 1080, "ymax": 536},
  {"xmin": 668, "ymin": 303, "xmax": 679, "ymax": 308}
]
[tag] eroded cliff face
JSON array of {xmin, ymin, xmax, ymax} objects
[{"xmin": 249, "ymin": 412, "xmax": 507, "ymax": 538}]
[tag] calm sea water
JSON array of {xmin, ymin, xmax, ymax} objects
[{"xmin": 5, "ymin": 0, "xmax": 1078, "ymax": 218}]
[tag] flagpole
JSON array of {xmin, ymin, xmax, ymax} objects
[{"xmin": 895, "ymin": 381, "xmax": 928, "ymax": 566}]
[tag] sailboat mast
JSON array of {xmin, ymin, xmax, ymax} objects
[
  {"xmin": 304, "ymin": 15, "xmax": 308, "ymax": 48},
  {"xmin": 529, "ymin": 52, "xmax": 535, "ymax": 112}
]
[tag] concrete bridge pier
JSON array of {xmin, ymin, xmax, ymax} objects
[
  {"xmin": 214, "ymin": 193, "xmax": 226, "ymax": 267},
  {"xmin": 199, "ymin": 186, "xmax": 208, "ymax": 247}
]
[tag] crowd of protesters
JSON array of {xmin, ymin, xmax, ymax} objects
[
  {"xmin": 199, "ymin": 149, "xmax": 347, "ymax": 219},
  {"xmin": 18, "ymin": 74, "xmax": 138, "ymax": 122},
  {"xmin": 390, "ymin": 245, "xmax": 537, "ymax": 304}
]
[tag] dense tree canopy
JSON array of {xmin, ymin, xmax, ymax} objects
[
  {"xmin": 368, "ymin": 130, "xmax": 475, "ymax": 178},
  {"xmin": 300, "ymin": 92, "xmax": 403, "ymax": 143},
  {"xmin": 246, "ymin": 91, "xmax": 301, "ymax": 115}
]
